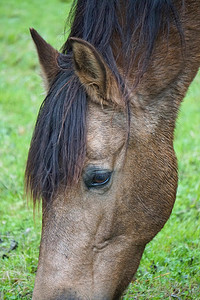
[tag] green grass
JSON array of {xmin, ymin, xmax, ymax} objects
[{"xmin": 0, "ymin": 0, "xmax": 199, "ymax": 299}]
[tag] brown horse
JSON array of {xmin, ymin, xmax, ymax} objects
[{"xmin": 26, "ymin": 0, "xmax": 200, "ymax": 299}]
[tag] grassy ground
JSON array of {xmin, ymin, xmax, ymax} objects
[{"xmin": 0, "ymin": 0, "xmax": 199, "ymax": 299}]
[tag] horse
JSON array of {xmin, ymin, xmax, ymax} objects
[{"xmin": 26, "ymin": 0, "xmax": 200, "ymax": 299}]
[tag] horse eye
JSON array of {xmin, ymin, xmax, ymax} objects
[{"xmin": 84, "ymin": 169, "xmax": 112, "ymax": 189}]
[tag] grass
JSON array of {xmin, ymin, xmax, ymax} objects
[{"xmin": 0, "ymin": 0, "xmax": 199, "ymax": 299}]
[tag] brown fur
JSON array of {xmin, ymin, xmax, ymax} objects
[
  {"xmin": 30, "ymin": 28, "xmax": 61, "ymax": 90},
  {"xmin": 29, "ymin": 1, "xmax": 200, "ymax": 299}
]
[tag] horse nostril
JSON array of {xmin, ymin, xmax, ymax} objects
[
  {"xmin": 52, "ymin": 290, "xmax": 81, "ymax": 300},
  {"xmin": 93, "ymin": 240, "xmax": 109, "ymax": 252}
]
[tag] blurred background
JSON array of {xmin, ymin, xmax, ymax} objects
[{"xmin": 0, "ymin": 0, "xmax": 199, "ymax": 299}]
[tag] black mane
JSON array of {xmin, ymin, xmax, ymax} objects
[
  {"xmin": 25, "ymin": 0, "xmax": 183, "ymax": 203},
  {"xmin": 25, "ymin": 56, "xmax": 87, "ymax": 202},
  {"xmin": 63, "ymin": 0, "xmax": 184, "ymax": 78}
]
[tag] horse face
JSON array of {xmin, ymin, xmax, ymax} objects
[{"xmin": 30, "ymin": 32, "xmax": 178, "ymax": 299}]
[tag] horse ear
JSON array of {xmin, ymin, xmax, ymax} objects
[
  {"xmin": 70, "ymin": 37, "xmax": 124, "ymax": 107},
  {"xmin": 30, "ymin": 28, "xmax": 60, "ymax": 90}
]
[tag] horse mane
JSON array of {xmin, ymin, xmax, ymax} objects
[
  {"xmin": 25, "ymin": 0, "xmax": 184, "ymax": 203},
  {"xmin": 63, "ymin": 0, "xmax": 184, "ymax": 79}
]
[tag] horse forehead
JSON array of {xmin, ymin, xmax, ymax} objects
[{"xmin": 86, "ymin": 104, "xmax": 126, "ymax": 158}]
